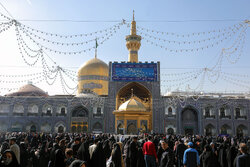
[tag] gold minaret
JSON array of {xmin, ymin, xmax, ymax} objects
[{"xmin": 126, "ymin": 10, "xmax": 141, "ymax": 63}]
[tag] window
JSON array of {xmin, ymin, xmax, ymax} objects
[
  {"xmin": 47, "ymin": 107, "xmax": 52, "ymax": 115},
  {"xmin": 168, "ymin": 107, "xmax": 172, "ymax": 116},
  {"xmin": 28, "ymin": 105, "xmax": 39, "ymax": 116},
  {"xmin": 61, "ymin": 108, "xmax": 66, "ymax": 115},
  {"xmin": 205, "ymin": 107, "xmax": 210, "ymax": 117},
  {"xmin": 235, "ymin": 108, "xmax": 240, "ymax": 117},
  {"xmin": 97, "ymin": 107, "xmax": 101, "ymax": 115},
  {"xmin": 220, "ymin": 108, "xmax": 225, "ymax": 117}
]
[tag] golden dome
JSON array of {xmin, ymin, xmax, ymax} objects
[
  {"xmin": 78, "ymin": 58, "xmax": 108, "ymax": 76},
  {"xmin": 118, "ymin": 97, "xmax": 146, "ymax": 112},
  {"xmin": 77, "ymin": 58, "xmax": 109, "ymax": 96}
]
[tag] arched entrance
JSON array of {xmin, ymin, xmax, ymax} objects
[
  {"xmin": 220, "ymin": 124, "xmax": 231, "ymax": 135},
  {"xmin": 127, "ymin": 123, "xmax": 137, "ymax": 135},
  {"xmin": 205, "ymin": 124, "xmax": 215, "ymax": 136},
  {"xmin": 82, "ymin": 126, "xmax": 87, "ymax": 132},
  {"xmin": 30, "ymin": 125, "xmax": 36, "ymax": 133},
  {"xmin": 58, "ymin": 126, "xmax": 64, "ymax": 133},
  {"xmin": 167, "ymin": 128, "xmax": 174, "ymax": 135},
  {"xmin": 236, "ymin": 125, "xmax": 247, "ymax": 137},
  {"xmin": 93, "ymin": 122, "xmax": 102, "ymax": 132},
  {"xmin": 115, "ymin": 82, "xmax": 152, "ymax": 134},
  {"xmin": 71, "ymin": 106, "xmax": 89, "ymax": 132},
  {"xmin": 116, "ymin": 82, "xmax": 151, "ymax": 109},
  {"xmin": 117, "ymin": 123, "xmax": 124, "ymax": 134},
  {"xmin": 77, "ymin": 126, "xmax": 81, "ymax": 133},
  {"xmin": 181, "ymin": 106, "xmax": 198, "ymax": 135},
  {"xmin": 71, "ymin": 126, "xmax": 76, "ymax": 133}
]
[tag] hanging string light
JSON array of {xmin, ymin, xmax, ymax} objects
[
  {"xmin": 161, "ymin": 69, "xmax": 203, "ymax": 83},
  {"xmin": 137, "ymin": 22, "xmax": 244, "ymax": 38},
  {"xmin": 0, "ymin": 20, "xmax": 14, "ymax": 33},
  {"xmin": 138, "ymin": 23, "xmax": 243, "ymax": 45},
  {"xmin": 139, "ymin": 24, "xmax": 246, "ymax": 53},
  {"xmin": 18, "ymin": 24, "xmax": 122, "ymax": 46},
  {"xmin": 19, "ymin": 20, "xmax": 124, "ymax": 39},
  {"xmin": 17, "ymin": 24, "xmax": 119, "ymax": 55}
]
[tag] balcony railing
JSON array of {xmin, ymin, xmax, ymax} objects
[
  {"xmin": 42, "ymin": 113, "xmax": 52, "ymax": 116},
  {"xmin": 13, "ymin": 113, "xmax": 24, "ymax": 116},
  {"xmin": 167, "ymin": 114, "xmax": 176, "ymax": 118},
  {"xmin": 27, "ymin": 113, "xmax": 39, "ymax": 116},
  {"xmin": 235, "ymin": 115, "xmax": 247, "ymax": 120},
  {"xmin": 220, "ymin": 115, "xmax": 231, "ymax": 119},
  {"xmin": 93, "ymin": 113, "xmax": 102, "ymax": 118},
  {"xmin": 204, "ymin": 115, "xmax": 216, "ymax": 119},
  {"xmin": 56, "ymin": 113, "xmax": 66, "ymax": 116}
]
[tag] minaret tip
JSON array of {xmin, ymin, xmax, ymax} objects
[
  {"xmin": 95, "ymin": 38, "xmax": 98, "ymax": 58},
  {"xmin": 133, "ymin": 10, "xmax": 135, "ymax": 21}
]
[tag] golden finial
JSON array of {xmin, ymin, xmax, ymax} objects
[{"xmin": 131, "ymin": 88, "xmax": 134, "ymax": 97}]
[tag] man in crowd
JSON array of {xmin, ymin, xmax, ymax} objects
[
  {"xmin": 236, "ymin": 143, "xmax": 250, "ymax": 167},
  {"xmin": 183, "ymin": 142, "xmax": 200, "ymax": 167},
  {"xmin": 143, "ymin": 135, "xmax": 158, "ymax": 167},
  {"xmin": 176, "ymin": 139, "xmax": 186, "ymax": 167},
  {"xmin": 9, "ymin": 137, "xmax": 20, "ymax": 165},
  {"xmin": 159, "ymin": 140, "xmax": 174, "ymax": 167},
  {"xmin": 71, "ymin": 137, "xmax": 81, "ymax": 158},
  {"xmin": 89, "ymin": 138, "xmax": 98, "ymax": 160}
]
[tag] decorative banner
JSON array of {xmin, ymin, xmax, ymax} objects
[{"xmin": 112, "ymin": 62, "xmax": 158, "ymax": 82}]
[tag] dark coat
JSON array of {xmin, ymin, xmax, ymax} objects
[
  {"xmin": 111, "ymin": 143, "xmax": 122, "ymax": 167},
  {"xmin": 157, "ymin": 147, "xmax": 164, "ymax": 164},
  {"xmin": 77, "ymin": 141, "xmax": 90, "ymax": 162},
  {"xmin": 159, "ymin": 148, "xmax": 174, "ymax": 167},
  {"xmin": 124, "ymin": 140, "xmax": 131, "ymax": 167},
  {"xmin": 129, "ymin": 141, "xmax": 138, "ymax": 167},
  {"xmin": 175, "ymin": 143, "xmax": 186, "ymax": 166},
  {"xmin": 136, "ymin": 147, "xmax": 145, "ymax": 167},
  {"xmin": 48, "ymin": 143, "xmax": 60, "ymax": 167},
  {"xmin": 103, "ymin": 139, "xmax": 112, "ymax": 160},
  {"xmin": 90, "ymin": 142, "xmax": 106, "ymax": 167},
  {"xmin": 54, "ymin": 148, "xmax": 66, "ymax": 167},
  {"xmin": 236, "ymin": 153, "xmax": 250, "ymax": 167},
  {"xmin": 71, "ymin": 143, "xmax": 81, "ymax": 158},
  {"xmin": 19, "ymin": 143, "xmax": 29, "ymax": 167},
  {"xmin": 200, "ymin": 151, "xmax": 219, "ymax": 167},
  {"xmin": 226, "ymin": 146, "xmax": 237, "ymax": 167},
  {"xmin": 218, "ymin": 144, "xmax": 229, "ymax": 167},
  {"xmin": 37, "ymin": 143, "xmax": 50, "ymax": 167}
]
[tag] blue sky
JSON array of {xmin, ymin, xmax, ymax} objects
[{"xmin": 0, "ymin": 0, "xmax": 249, "ymax": 95}]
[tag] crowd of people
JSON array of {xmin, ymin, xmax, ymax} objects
[{"xmin": 0, "ymin": 132, "xmax": 249, "ymax": 167}]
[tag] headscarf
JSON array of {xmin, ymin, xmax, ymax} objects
[
  {"xmin": 69, "ymin": 160, "xmax": 87, "ymax": 167},
  {"xmin": 2, "ymin": 149, "xmax": 20, "ymax": 167},
  {"xmin": 111, "ymin": 143, "xmax": 122, "ymax": 167}
]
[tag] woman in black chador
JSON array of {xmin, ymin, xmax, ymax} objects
[
  {"xmin": 0, "ymin": 149, "xmax": 20, "ymax": 167},
  {"xmin": 90, "ymin": 142, "xmax": 106, "ymax": 167},
  {"xmin": 111, "ymin": 143, "xmax": 122, "ymax": 167},
  {"xmin": 199, "ymin": 145, "xmax": 219, "ymax": 167}
]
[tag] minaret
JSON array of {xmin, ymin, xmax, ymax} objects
[{"xmin": 126, "ymin": 10, "xmax": 141, "ymax": 63}]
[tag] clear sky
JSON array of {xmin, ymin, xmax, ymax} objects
[{"xmin": 0, "ymin": 0, "xmax": 249, "ymax": 95}]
